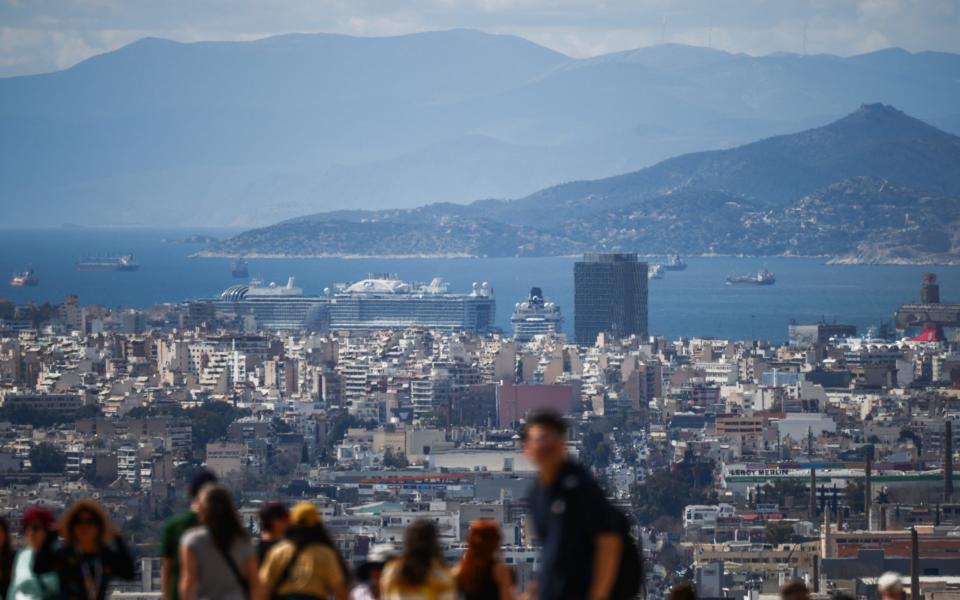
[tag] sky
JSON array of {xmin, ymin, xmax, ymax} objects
[{"xmin": 1, "ymin": 0, "xmax": 959, "ymax": 77}]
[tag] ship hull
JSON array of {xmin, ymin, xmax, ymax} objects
[{"xmin": 77, "ymin": 265, "xmax": 140, "ymax": 272}]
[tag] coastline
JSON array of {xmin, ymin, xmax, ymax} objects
[{"xmin": 192, "ymin": 249, "xmax": 960, "ymax": 265}]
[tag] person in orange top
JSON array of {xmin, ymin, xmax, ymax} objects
[
  {"xmin": 452, "ymin": 521, "xmax": 514, "ymax": 600},
  {"xmin": 380, "ymin": 521, "xmax": 456, "ymax": 600}
]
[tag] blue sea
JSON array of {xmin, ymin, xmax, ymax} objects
[{"xmin": 1, "ymin": 228, "xmax": 958, "ymax": 342}]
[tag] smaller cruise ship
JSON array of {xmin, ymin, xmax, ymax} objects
[
  {"xmin": 511, "ymin": 287, "xmax": 563, "ymax": 341},
  {"xmin": 648, "ymin": 264, "xmax": 665, "ymax": 280},
  {"xmin": 230, "ymin": 258, "xmax": 249, "ymax": 278},
  {"xmin": 662, "ymin": 254, "xmax": 687, "ymax": 270}
]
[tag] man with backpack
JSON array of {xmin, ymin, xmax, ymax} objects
[{"xmin": 523, "ymin": 411, "xmax": 642, "ymax": 600}]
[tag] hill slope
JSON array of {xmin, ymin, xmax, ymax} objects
[
  {"xmin": 207, "ymin": 105, "xmax": 960, "ymax": 264},
  {"xmin": 2, "ymin": 31, "xmax": 960, "ymax": 226}
]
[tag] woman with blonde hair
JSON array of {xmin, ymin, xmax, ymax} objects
[
  {"xmin": 33, "ymin": 499, "xmax": 136, "ymax": 600},
  {"xmin": 259, "ymin": 502, "xmax": 349, "ymax": 600},
  {"xmin": 452, "ymin": 521, "xmax": 513, "ymax": 600},
  {"xmin": 380, "ymin": 520, "xmax": 455, "ymax": 600}
]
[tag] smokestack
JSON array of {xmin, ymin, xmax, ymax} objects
[
  {"xmin": 945, "ymin": 420, "xmax": 954, "ymax": 503},
  {"xmin": 911, "ymin": 527, "xmax": 920, "ymax": 600},
  {"xmin": 865, "ymin": 446, "xmax": 874, "ymax": 529},
  {"xmin": 809, "ymin": 468, "xmax": 817, "ymax": 520},
  {"xmin": 812, "ymin": 555, "xmax": 820, "ymax": 593}
]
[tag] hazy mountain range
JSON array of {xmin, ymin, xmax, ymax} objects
[
  {"xmin": 2, "ymin": 29, "xmax": 960, "ymax": 227},
  {"xmin": 205, "ymin": 104, "xmax": 960, "ymax": 263}
]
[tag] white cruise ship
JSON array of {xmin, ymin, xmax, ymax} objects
[{"xmin": 511, "ymin": 287, "xmax": 563, "ymax": 341}]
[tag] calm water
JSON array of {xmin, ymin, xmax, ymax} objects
[{"xmin": 1, "ymin": 228, "xmax": 958, "ymax": 342}]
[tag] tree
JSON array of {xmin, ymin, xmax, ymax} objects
[
  {"xmin": 30, "ymin": 443, "xmax": 66, "ymax": 473},
  {"xmin": 383, "ymin": 448, "xmax": 410, "ymax": 469},
  {"xmin": 581, "ymin": 431, "xmax": 612, "ymax": 469},
  {"xmin": 765, "ymin": 521, "xmax": 797, "ymax": 545},
  {"xmin": 630, "ymin": 461, "xmax": 718, "ymax": 525}
]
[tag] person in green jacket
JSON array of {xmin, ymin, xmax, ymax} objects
[
  {"xmin": 160, "ymin": 470, "xmax": 218, "ymax": 600},
  {"xmin": 7, "ymin": 507, "xmax": 58, "ymax": 600}
]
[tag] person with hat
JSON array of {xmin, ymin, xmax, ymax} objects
[
  {"xmin": 350, "ymin": 544, "xmax": 396, "ymax": 600},
  {"xmin": 259, "ymin": 502, "xmax": 349, "ymax": 600},
  {"xmin": 7, "ymin": 506, "xmax": 59, "ymax": 600}
]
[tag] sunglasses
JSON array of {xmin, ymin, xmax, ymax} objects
[{"xmin": 74, "ymin": 518, "xmax": 100, "ymax": 527}]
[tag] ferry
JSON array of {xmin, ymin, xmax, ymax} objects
[
  {"xmin": 648, "ymin": 264, "xmax": 665, "ymax": 279},
  {"xmin": 231, "ymin": 258, "xmax": 249, "ymax": 278},
  {"xmin": 10, "ymin": 267, "xmax": 39, "ymax": 287},
  {"xmin": 662, "ymin": 254, "xmax": 687, "ymax": 270},
  {"xmin": 726, "ymin": 268, "xmax": 775, "ymax": 286},
  {"xmin": 76, "ymin": 254, "xmax": 139, "ymax": 272}
]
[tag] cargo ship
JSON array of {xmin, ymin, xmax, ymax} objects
[
  {"xmin": 231, "ymin": 258, "xmax": 249, "ymax": 278},
  {"xmin": 10, "ymin": 267, "xmax": 39, "ymax": 287},
  {"xmin": 726, "ymin": 268, "xmax": 775, "ymax": 286},
  {"xmin": 662, "ymin": 254, "xmax": 687, "ymax": 270},
  {"xmin": 76, "ymin": 254, "xmax": 139, "ymax": 272}
]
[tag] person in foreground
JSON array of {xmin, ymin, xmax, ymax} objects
[
  {"xmin": 0, "ymin": 517, "xmax": 14, "ymax": 600},
  {"xmin": 7, "ymin": 506, "xmax": 59, "ymax": 600},
  {"xmin": 380, "ymin": 520, "xmax": 455, "ymax": 600},
  {"xmin": 351, "ymin": 543, "xmax": 395, "ymax": 600},
  {"xmin": 669, "ymin": 582, "xmax": 697, "ymax": 600},
  {"xmin": 33, "ymin": 499, "xmax": 136, "ymax": 600},
  {"xmin": 259, "ymin": 501, "xmax": 349, "ymax": 600},
  {"xmin": 452, "ymin": 520, "xmax": 513, "ymax": 600},
  {"xmin": 779, "ymin": 580, "xmax": 809, "ymax": 600},
  {"xmin": 161, "ymin": 469, "xmax": 218, "ymax": 600},
  {"xmin": 523, "ymin": 411, "xmax": 622, "ymax": 600},
  {"xmin": 256, "ymin": 503, "xmax": 290, "ymax": 563},
  {"xmin": 179, "ymin": 484, "xmax": 262, "ymax": 600},
  {"xmin": 877, "ymin": 572, "xmax": 905, "ymax": 600}
]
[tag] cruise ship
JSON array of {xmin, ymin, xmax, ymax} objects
[
  {"xmin": 212, "ymin": 277, "xmax": 326, "ymax": 330},
  {"xmin": 76, "ymin": 254, "xmax": 139, "ymax": 272},
  {"xmin": 328, "ymin": 275, "xmax": 495, "ymax": 333},
  {"xmin": 647, "ymin": 264, "xmax": 664, "ymax": 280},
  {"xmin": 511, "ymin": 287, "xmax": 563, "ymax": 341}
]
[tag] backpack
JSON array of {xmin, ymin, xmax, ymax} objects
[{"xmin": 610, "ymin": 508, "xmax": 644, "ymax": 600}]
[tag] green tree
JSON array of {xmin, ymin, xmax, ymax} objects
[
  {"xmin": 383, "ymin": 448, "xmax": 410, "ymax": 468},
  {"xmin": 630, "ymin": 461, "xmax": 717, "ymax": 525},
  {"xmin": 581, "ymin": 431, "xmax": 612, "ymax": 469},
  {"xmin": 765, "ymin": 521, "xmax": 797, "ymax": 545},
  {"xmin": 30, "ymin": 443, "xmax": 66, "ymax": 473}
]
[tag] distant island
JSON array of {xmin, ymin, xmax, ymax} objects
[{"xmin": 200, "ymin": 104, "xmax": 960, "ymax": 265}]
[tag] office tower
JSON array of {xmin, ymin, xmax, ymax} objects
[{"xmin": 574, "ymin": 253, "xmax": 648, "ymax": 345}]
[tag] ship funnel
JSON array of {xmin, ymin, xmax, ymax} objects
[{"xmin": 286, "ymin": 277, "xmax": 295, "ymax": 289}]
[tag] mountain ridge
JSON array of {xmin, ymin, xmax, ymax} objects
[
  {"xmin": 204, "ymin": 104, "xmax": 960, "ymax": 264},
  {"xmin": 3, "ymin": 29, "xmax": 960, "ymax": 226}
]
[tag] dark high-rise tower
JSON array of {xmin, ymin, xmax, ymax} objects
[{"xmin": 574, "ymin": 253, "xmax": 648, "ymax": 345}]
